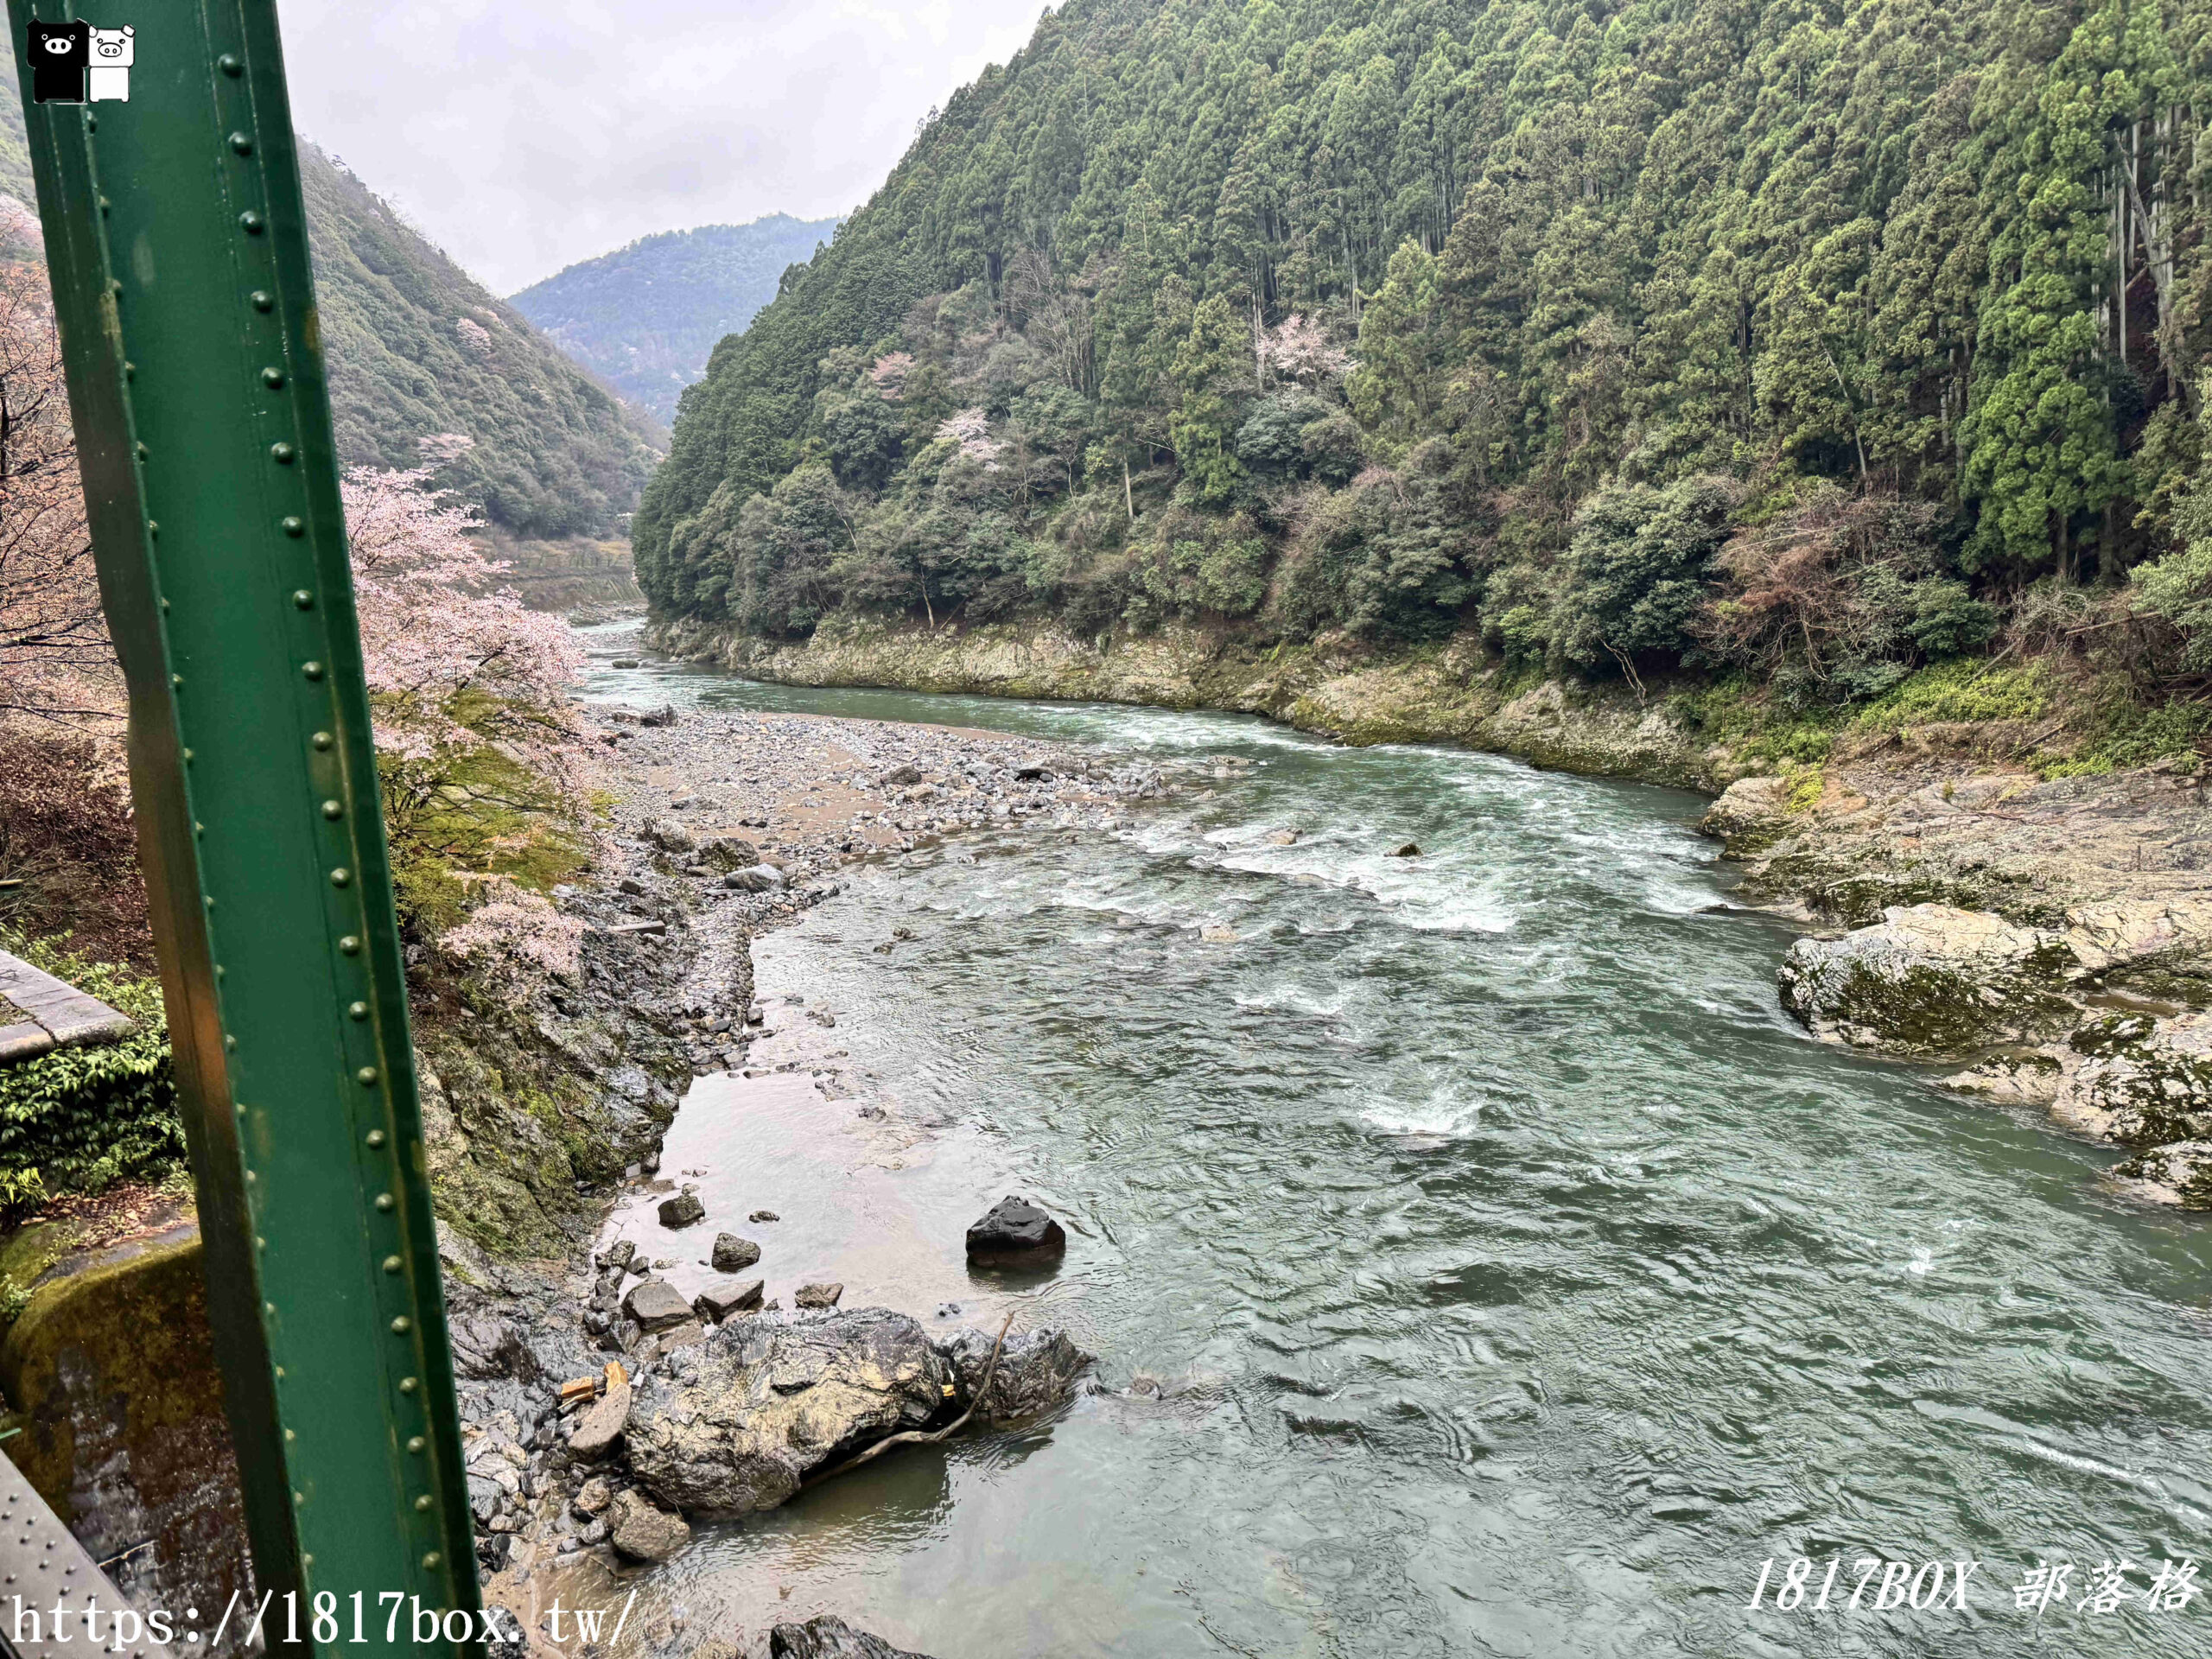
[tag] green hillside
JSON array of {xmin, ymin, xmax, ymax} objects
[
  {"xmin": 634, "ymin": 0, "xmax": 2212, "ymax": 755},
  {"xmin": 301, "ymin": 145, "xmax": 665, "ymax": 538},
  {"xmin": 0, "ymin": 75, "xmax": 662, "ymax": 540},
  {"xmin": 508, "ymin": 215, "xmax": 841, "ymax": 423}
]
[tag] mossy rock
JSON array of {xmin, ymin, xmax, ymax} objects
[{"xmin": 0, "ymin": 1227, "xmax": 249, "ymax": 1620}]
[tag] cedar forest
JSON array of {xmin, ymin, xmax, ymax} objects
[{"xmin": 634, "ymin": 0, "xmax": 2212, "ymax": 760}]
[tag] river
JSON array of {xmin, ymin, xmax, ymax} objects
[{"xmin": 567, "ymin": 624, "xmax": 2212, "ymax": 1658}]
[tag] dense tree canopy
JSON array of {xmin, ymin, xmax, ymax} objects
[{"xmin": 637, "ymin": 0, "xmax": 2212, "ymax": 710}]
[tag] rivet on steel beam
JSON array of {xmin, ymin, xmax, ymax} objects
[
  {"xmin": 375, "ymin": 1192, "xmax": 395, "ymax": 1211},
  {"xmin": 146, "ymin": 521, "xmax": 158, "ymax": 538},
  {"xmin": 400, "ymin": 1376, "xmax": 418, "ymax": 1393},
  {"xmin": 264, "ymin": 1302, "xmax": 275, "ymax": 1315},
  {"xmin": 203, "ymin": 896, "xmax": 214, "ymax": 910},
  {"xmin": 302, "ymin": 660, "xmax": 324, "ymax": 680},
  {"xmin": 292, "ymin": 1492, "xmax": 303, "ymax": 1508},
  {"xmin": 224, "ymin": 1036, "xmax": 236, "ymax": 1052},
  {"xmin": 122, "ymin": 361, "xmax": 133, "ymax": 379},
  {"xmin": 238, "ymin": 212, "xmax": 265, "ymax": 235},
  {"xmin": 413, "ymin": 1496, "xmax": 432, "ymax": 1512},
  {"xmin": 283, "ymin": 515, "xmax": 305, "ymax": 536},
  {"xmin": 313, "ymin": 730, "xmax": 334, "ymax": 750},
  {"xmin": 330, "ymin": 866, "xmax": 351, "ymax": 887},
  {"xmin": 181, "ymin": 748, "xmax": 194, "ymax": 762},
  {"xmin": 384, "ymin": 1255, "xmax": 402, "ymax": 1274},
  {"xmin": 213, "ymin": 964, "xmax": 225, "ymax": 980},
  {"xmin": 261, "ymin": 367, "xmax": 285, "ymax": 389},
  {"xmin": 270, "ymin": 442, "xmax": 296, "ymax": 464},
  {"xmin": 283, "ymin": 1428, "xmax": 295, "ymax": 1443},
  {"xmin": 135, "ymin": 442, "xmax": 148, "ymax": 459},
  {"xmin": 390, "ymin": 1316, "xmax": 411, "ymax": 1334},
  {"xmin": 321, "ymin": 798, "xmax": 343, "ymax": 818},
  {"xmin": 243, "ymin": 1169, "xmax": 256, "ymax": 1186},
  {"xmin": 86, "ymin": 115, "xmax": 96, "ymax": 131},
  {"xmin": 339, "ymin": 935, "xmax": 360, "ymax": 954},
  {"xmin": 407, "ymin": 1436, "xmax": 424, "ymax": 1453},
  {"xmin": 218, "ymin": 54, "xmax": 244, "ymax": 77},
  {"xmin": 170, "ymin": 673, "xmax": 183, "ymax": 688},
  {"xmin": 108, "ymin": 278, "xmax": 121, "ymax": 295},
  {"xmin": 251, "ymin": 290, "xmax": 273, "ymax": 312},
  {"xmin": 356, "ymin": 1066, "xmax": 378, "ymax": 1086},
  {"xmin": 422, "ymin": 1554, "xmax": 440, "ymax": 1571},
  {"xmin": 349, "ymin": 1002, "xmax": 370, "ymax": 1021},
  {"xmin": 274, "ymin": 1365, "xmax": 284, "ymax": 1377},
  {"xmin": 294, "ymin": 589, "xmax": 315, "ymax": 609},
  {"xmin": 365, "ymin": 1128, "xmax": 385, "ymax": 1146},
  {"xmin": 229, "ymin": 132, "xmax": 253, "ymax": 155},
  {"xmin": 97, "ymin": 195, "xmax": 109, "ymax": 214}
]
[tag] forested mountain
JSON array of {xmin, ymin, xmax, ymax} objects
[
  {"xmin": 635, "ymin": 0, "xmax": 2212, "ymax": 742},
  {"xmin": 300, "ymin": 146, "xmax": 665, "ymax": 539},
  {"xmin": 509, "ymin": 215, "xmax": 842, "ymax": 423},
  {"xmin": 0, "ymin": 76, "xmax": 663, "ymax": 541}
]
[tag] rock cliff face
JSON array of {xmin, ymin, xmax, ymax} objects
[
  {"xmin": 650, "ymin": 615, "xmax": 1722, "ymax": 789},
  {"xmin": 1715, "ymin": 763, "xmax": 2212, "ymax": 1208}
]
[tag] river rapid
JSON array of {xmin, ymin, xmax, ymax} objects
[{"xmin": 574, "ymin": 629, "xmax": 2212, "ymax": 1658}]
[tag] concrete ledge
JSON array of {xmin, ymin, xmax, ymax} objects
[{"xmin": 0, "ymin": 950, "xmax": 135, "ymax": 1066}]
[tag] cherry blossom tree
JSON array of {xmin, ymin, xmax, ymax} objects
[{"xmin": 1259, "ymin": 314, "xmax": 1351, "ymax": 390}]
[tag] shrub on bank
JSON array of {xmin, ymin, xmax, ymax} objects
[{"xmin": 0, "ymin": 929, "xmax": 182, "ymax": 1214}]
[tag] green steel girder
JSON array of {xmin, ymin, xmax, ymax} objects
[{"xmin": 7, "ymin": 3, "xmax": 481, "ymax": 1643}]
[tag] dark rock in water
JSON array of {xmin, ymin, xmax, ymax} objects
[
  {"xmin": 1392, "ymin": 842, "xmax": 1421, "ymax": 857},
  {"xmin": 694, "ymin": 1279, "xmax": 764, "ymax": 1323},
  {"xmin": 623, "ymin": 1279, "xmax": 695, "ymax": 1333},
  {"xmin": 711, "ymin": 1233, "xmax": 761, "ymax": 1273},
  {"xmin": 607, "ymin": 1489, "xmax": 690, "ymax": 1561},
  {"xmin": 611, "ymin": 658, "xmax": 642, "ymax": 669},
  {"xmin": 750, "ymin": 1209, "xmax": 780, "ymax": 1222},
  {"xmin": 626, "ymin": 1308, "xmax": 953, "ymax": 1517},
  {"xmin": 965, "ymin": 1194, "xmax": 1066, "ymax": 1262},
  {"xmin": 931, "ymin": 1325, "xmax": 1093, "ymax": 1423},
  {"xmin": 770, "ymin": 1616, "xmax": 937, "ymax": 1659},
  {"xmin": 639, "ymin": 704, "xmax": 678, "ymax": 728},
  {"xmin": 658, "ymin": 1192, "xmax": 705, "ymax": 1227},
  {"xmin": 793, "ymin": 1281, "xmax": 842, "ymax": 1309}
]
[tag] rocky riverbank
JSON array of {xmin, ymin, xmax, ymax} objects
[
  {"xmin": 646, "ymin": 613, "xmax": 2212, "ymax": 1210},
  {"xmin": 436, "ymin": 695, "xmax": 1171, "ymax": 1652}
]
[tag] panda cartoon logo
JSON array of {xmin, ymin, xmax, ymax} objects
[
  {"xmin": 27, "ymin": 20, "xmax": 89, "ymax": 105},
  {"xmin": 87, "ymin": 26, "xmax": 132, "ymax": 102}
]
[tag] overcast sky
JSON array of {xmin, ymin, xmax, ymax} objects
[{"xmin": 278, "ymin": 1, "xmax": 1051, "ymax": 296}]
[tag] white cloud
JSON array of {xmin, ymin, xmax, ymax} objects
[{"xmin": 279, "ymin": 1, "xmax": 1049, "ymax": 293}]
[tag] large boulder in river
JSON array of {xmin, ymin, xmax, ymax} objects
[
  {"xmin": 964, "ymin": 1195, "xmax": 1066, "ymax": 1263},
  {"xmin": 711, "ymin": 1232, "xmax": 761, "ymax": 1273},
  {"xmin": 607, "ymin": 1489, "xmax": 689, "ymax": 1561},
  {"xmin": 658, "ymin": 1192, "xmax": 705, "ymax": 1227},
  {"xmin": 1777, "ymin": 904, "xmax": 2080, "ymax": 1056},
  {"xmin": 931, "ymin": 1325, "xmax": 1092, "ymax": 1423},
  {"xmin": 624, "ymin": 1309, "xmax": 953, "ymax": 1518},
  {"xmin": 770, "ymin": 1617, "xmax": 937, "ymax": 1659},
  {"xmin": 2110, "ymin": 1140, "xmax": 2212, "ymax": 1208},
  {"xmin": 2047, "ymin": 1012, "xmax": 2212, "ymax": 1147}
]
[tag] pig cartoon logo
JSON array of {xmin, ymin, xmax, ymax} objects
[
  {"xmin": 88, "ymin": 25, "xmax": 132, "ymax": 102},
  {"xmin": 27, "ymin": 20, "xmax": 88, "ymax": 104}
]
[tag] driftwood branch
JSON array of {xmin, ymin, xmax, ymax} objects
[{"xmin": 801, "ymin": 1312, "xmax": 1014, "ymax": 1491}]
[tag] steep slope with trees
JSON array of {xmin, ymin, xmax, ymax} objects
[
  {"xmin": 637, "ymin": 0, "xmax": 2212, "ymax": 775},
  {"xmin": 508, "ymin": 215, "xmax": 842, "ymax": 423},
  {"xmin": 0, "ymin": 76, "xmax": 663, "ymax": 543}
]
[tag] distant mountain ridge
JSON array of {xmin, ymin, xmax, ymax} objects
[{"xmin": 507, "ymin": 215, "xmax": 840, "ymax": 424}]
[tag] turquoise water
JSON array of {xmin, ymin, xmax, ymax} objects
[{"xmin": 579, "ymin": 623, "xmax": 2212, "ymax": 1657}]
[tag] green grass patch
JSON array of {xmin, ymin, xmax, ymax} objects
[{"xmin": 1853, "ymin": 659, "xmax": 2054, "ymax": 732}]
